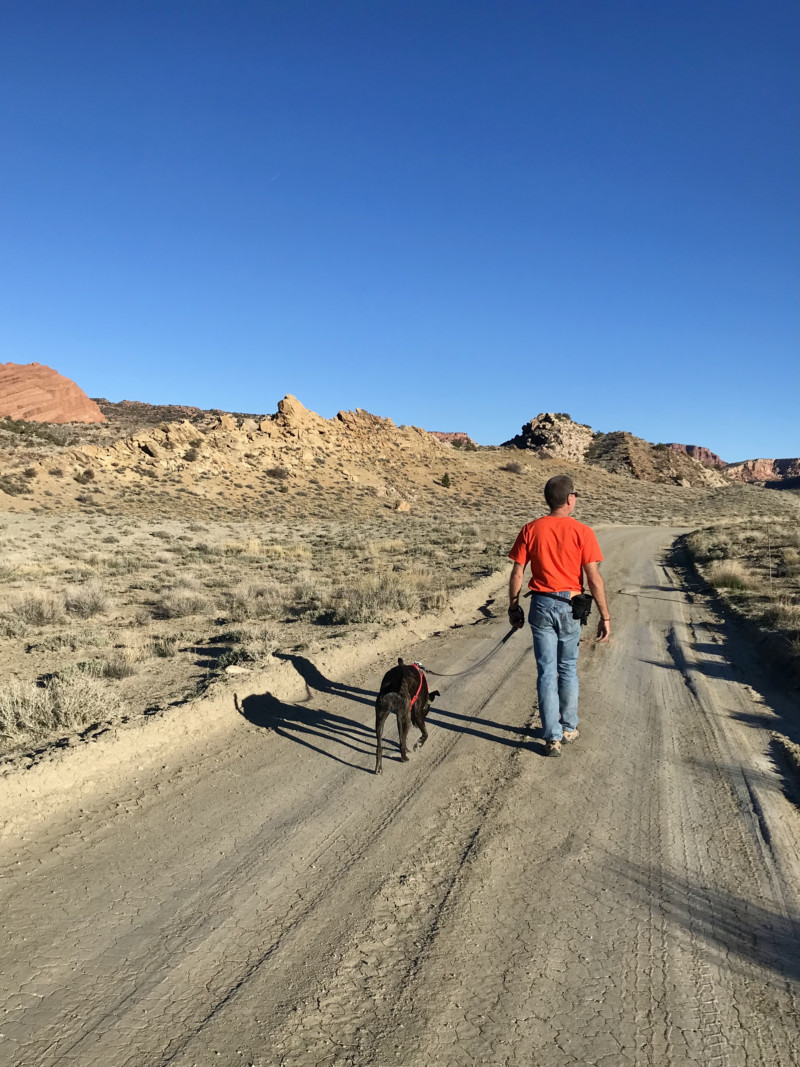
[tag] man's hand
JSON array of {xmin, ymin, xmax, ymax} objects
[
  {"xmin": 508, "ymin": 603, "xmax": 525, "ymax": 630},
  {"xmin": 596, "ymin": 617, "xmax": 610, "ymax": 643}
]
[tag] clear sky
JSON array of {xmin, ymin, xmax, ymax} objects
[{"xmin": 1, "ymin": 1, "xmax": 797, "ymax": 461}]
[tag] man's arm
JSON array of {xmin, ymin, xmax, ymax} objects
[
  {"xmin": 508, "ymin": 561, "xmax": 526, "ymax": 629},
  {"xmin": 509, "ymin": 561, "xmax": 524, "ymax": 605},
  {"xmin": 583, "ymin": 561, "xmax": 610, "ymax": 642}
]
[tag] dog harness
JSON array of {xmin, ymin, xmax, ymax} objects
[{"xmin": 409, "ymin": 662, "xmax": 425, "ymax": 710}]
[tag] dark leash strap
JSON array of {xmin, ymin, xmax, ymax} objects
[{"xmin": 423, "ymin": 628, "xmax": 518, "ymax": 679}]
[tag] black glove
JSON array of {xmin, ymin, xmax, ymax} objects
[{"xmin": 508, "ymin": 603, "xmax": 525, "ymax": 630}]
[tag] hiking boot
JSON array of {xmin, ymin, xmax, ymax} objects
[
  {"xmin": 562, "ymin": 729, "xmax": 579, "ymax": 744},
  {"xmin": 545, "ymin": 739, "xmax": 562, "ymax": 757}
]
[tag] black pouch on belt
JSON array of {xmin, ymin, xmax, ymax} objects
[{"xmin": 571, "ymin": 593, "xmax": 594, "ymax": 625}]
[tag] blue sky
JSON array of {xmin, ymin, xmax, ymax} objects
[{"xmin": 1, "ymin": 1, "xmax": 797, "ymax": 461}]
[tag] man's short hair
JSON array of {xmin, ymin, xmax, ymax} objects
[{"xmin": 544, "ymin": 474, "xmax": 575, "ymax": 510}]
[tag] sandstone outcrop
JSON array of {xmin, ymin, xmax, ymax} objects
[
  {"xmin": 666, "ymin": 443, "xmax": 724, "ymax": 468},
  {"xmin": 0, "ymin": 363, "xmax": 106, "ymax": 424},
  {"xmin": 724, "ymin": 458, "xmax": 800, "ymax": 485},
  {"xmin": 428, "ymin": 432, "xmax": 476, "ymax": 448},
  {"xmin": 503, "ymin": 413, "xmax": 594, "ymax": 463}
]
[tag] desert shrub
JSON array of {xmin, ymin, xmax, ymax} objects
[
  {"xmin": 325, "ymin": 573, "xmax": 420, "ymax": 624},
  {"xmin": 0, "ymin": 674, "xmax": 124, "ymax": 751},
  {"xmin": 441, "ymin": 473, "xmax": 451, "ymax": 488},
  {"xmin": 266, "ymin": 466, "xmax": 290, "ymax": 480},
  {"xmin": 154, "ymin": 586, "xmax": 210, "ymax": 618},
  {"xmin": 48, "ymin": 468, "xmax": 64, "ymax": 477},
  {"xmin": 16, "ymin": 591, "xmax": 64, "ymax": 625},
  {"xmin": 688, "ymin": 528, "xmax": 732, "ymax": 563},
  {"xmin": 150, "ymin": 635, "xmax": 178, "ymax": 657},
  {"xmin": 0, "ymin": 475, "xmax": 26, "ymax": 496},
  {"xmin": 73, "ymin": 469, "xmax": 95, "ymax": 485},
  {"xmin": 217, "ymin": 647, "xmax": 256, "ymax": 668},
  {"xmin": 65, "ymin": 582, "xmax": 110, "ymax": 618},
  {"xmin": 222, "ymin": 583, "xmax": 281, "ymax": 621},
  {"xmin": 23, "ymin": 467, "xmax": 37, "ymax": 479},
  {"xmin": 102, "ymin": 655, "xmax": 137, "ymax": 680},
  {"xmin": 762, "ymin": 597, "xmax": 800, "ymax": 633},
  {"xmin": 706, "ymin": 560, "xmax": 754, "ymax": 591},
  {"xmin": 184, "ymin": 448, "xmax": 199, "ymax": 462},
  {"xmin": 500, "ymin": 462, "xmax": 525, "ymax": 475}
]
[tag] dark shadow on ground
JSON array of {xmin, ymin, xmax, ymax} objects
[
  {"xmin": 272, "ymin": 652, "xmax": 376, "ymax": 708},
  {"xmin": 610, "ymin": 855, "xmax": 800, "ymax": 985},
  {"xmin": 427, "ymin": 704, "xmax": 540, "ymax": 753},
  {"xmin": 235, "ymin": 691, "xmax": 374, "ymax": 772}
]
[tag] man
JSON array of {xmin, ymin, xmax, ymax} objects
[{"xmin": 508, "ymin": 474, "xmax": 610, "ymax": 757}]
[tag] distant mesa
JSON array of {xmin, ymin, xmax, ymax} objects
[{"xmin": 0, "ymin": 362, "xmax": 106, "ymax": 424}]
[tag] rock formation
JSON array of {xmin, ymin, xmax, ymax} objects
[
  {"xmin": 0, "ymin": 363, "xmax": 106, "ymax": 424},
  {"xmin": 665, "ymin": 443, "xmax": 724, "ymax": 468},
  {"xmin": 502, "ymin": 413, "xmax": 728, "ymax": 488},
  {"xmin": 724, "ymin": 458, "xmax": 800, "ymax": 485},
  {"xmin": 428, "ymin": 432, "xmax": 477, "ymax": 448},
  {"xmin": 503, "ymin": 413, "xmax": 595, "ymax": 463}
]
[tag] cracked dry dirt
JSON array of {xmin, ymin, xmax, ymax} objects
[{"xmin": 2, "ymin": 527, "xmax": 799, "ymax": 1066}]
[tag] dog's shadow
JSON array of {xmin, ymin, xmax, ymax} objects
[
  {"xmin": 235, "ymin": 690, "xmax": 383, "ymax": 772},
  {"xmin": 272, "ymin": 652, "xmax": 376, "ymax": 708}
]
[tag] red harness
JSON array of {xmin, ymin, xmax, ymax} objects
[{"xmin": 409, "ymin": 662, "xmax": 425, "ymax": 710}]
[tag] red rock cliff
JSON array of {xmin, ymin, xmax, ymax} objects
[{"xmin": 0, "ymin": 362, "xmax": 106, "ymax": 424}]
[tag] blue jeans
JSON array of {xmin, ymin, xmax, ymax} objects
[{"xmin": 529, "ymin": 594, "xmax": 582, "ymax": 741}]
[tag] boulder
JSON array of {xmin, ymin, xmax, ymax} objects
[{"xmin": 0, "ymin": 362, "xmax": 106, "ymax": 423}]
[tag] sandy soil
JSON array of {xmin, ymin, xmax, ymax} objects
[{"xmin": 2, "ymin": 527, "xmax": 799, "ymax": 1066}]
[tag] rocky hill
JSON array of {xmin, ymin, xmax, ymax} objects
[
  {"xmin": 0, "ymin": 362, "xmax": 106, "ymax": 424},
  {"xmin": 502, "ymin": 413, "xmax": 727, "ymax": 488}
]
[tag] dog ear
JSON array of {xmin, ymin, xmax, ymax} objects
[
  {"xmin": 397, "ymin": 657, "xmax": 404, "ymax": 666},
  {"xmin": 429, "ymin": 690, "xmax": 440, "ymax": 701}
]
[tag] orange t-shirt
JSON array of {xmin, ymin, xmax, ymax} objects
[{"xmin": 508, "ymin": 516, "xmax": 603, "ymax": 594}]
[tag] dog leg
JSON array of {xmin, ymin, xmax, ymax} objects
[
  {"xmin": 375, "ymin": 705, "xmax": 391, "ymax": 775},
  {"xmin": 412, "ymin": 707, "xmax": 428, "ymax": 751},
  {"xmin": 397, "ymin": 705, "xmax": 411, "ymax": 762}
]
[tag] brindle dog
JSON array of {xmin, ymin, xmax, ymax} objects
[{"xmin": 374, "ymin": 658, "xmax": 440, "ymax": 775}]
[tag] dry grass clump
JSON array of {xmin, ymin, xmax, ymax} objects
[
  {"xmin": 154, "ymin": 583, "xmax": 210, "ymax": 619},
  {"xmin": 64, "ymin": 581, "xmax": 110, "ymax": 618},
  {"xmin": 0, "ymin": 674, "xmax": 124, "ymax": 751},
  {"xmin": 222, "ymin": 582, "xmax": 281, "ymax": 622},
  {"xmin": 687, "ymin": 528, "xmax": 733, "ymax": 563},
  {"xmin": 706, "ymin": 560, "xmax": 755, "ymax": 591},
  {"xmin": 762, "ymin": 596, "xmax": 800, "ymax": 632},
  {"xmin": 15, "ymin": 590, "xmax": 64, "ymax": 626},
  {"xmin": 325, "ymin": 573, "xmax": 421, "ymax": 624}
]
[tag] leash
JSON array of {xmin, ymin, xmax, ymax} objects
[{"xmin": 422, "ymin": 627, "xmax": 518, "ymax": 679}]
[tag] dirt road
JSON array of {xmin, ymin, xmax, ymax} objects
[{"xmin": 2, "ymin": 527, "xmax": 799, "ymax": 1066}]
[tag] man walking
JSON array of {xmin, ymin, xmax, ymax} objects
[{"xmin": 508, "ymin": 474, "xmax": 610, "ymax": 756}]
